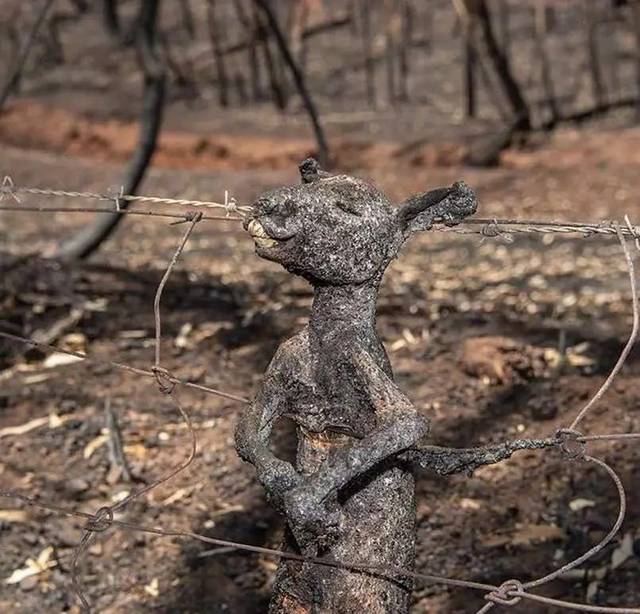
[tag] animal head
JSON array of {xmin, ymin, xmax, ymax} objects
[{"xmin": 244, "ymin": 158, "xmax": 477, "ymax": 285}]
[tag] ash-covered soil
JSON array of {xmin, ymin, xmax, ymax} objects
[
  {"xmin": 1, "ymin": 1, "xmax": 640, "ymax": 610},
  {"xmin": 1, "ymin": 125, "xmax": 640, "ymax": 613}
]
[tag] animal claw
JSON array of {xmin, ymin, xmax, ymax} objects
[{"xmin": 284, "ymin": 487, "xmax": 345, "ymax": 550}]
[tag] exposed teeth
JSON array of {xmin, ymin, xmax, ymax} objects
[
  {"xmin": 254, "ymin": 237, "xmax": 279, "ymax": 248},
  {"xmin": 248, "ymin": 219, "xmax": 279, "ymax": 248}
]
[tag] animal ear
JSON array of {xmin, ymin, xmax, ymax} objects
[
  {"xmin": 299, "ymin": 157, "xmax": 331, "ymax": 184},
  {"xmin": 396, "ymin": 181, "xmax": 477, "ymax": 236},
  {"xmin": 299, "ymin": 158, "xmax": 321, "ymax": 183}
]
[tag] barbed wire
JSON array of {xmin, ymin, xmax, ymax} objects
[
  {"xmin": 1, "ymin": 193, "xmax": 640, "ymax": 612},
  {"xmin": 3, "ymin": 177, "xmax": 640, "ymax": 239},
  {"xmin": 0, "ymin": 178, "xmax": 252, "ymax": 215}
]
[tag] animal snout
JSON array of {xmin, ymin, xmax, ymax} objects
[
  {"xmin": 252, "ymin": 198, "xmax": 279, "ymax": 216},
  {"xmin": 449, "ymin": 181, "xmax": 478, "ymax": 219}
]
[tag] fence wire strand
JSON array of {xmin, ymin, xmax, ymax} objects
[
  {"xmin": 1, "ymin": 184, "xmax": 640, "ymax": 612},
  {"xmin": 4, "ymin": 178, "xmax": 640, "ymax": 238},
  {"xmin": 0, "ymin": 183, "xmax": 252, "ymax": 215}
]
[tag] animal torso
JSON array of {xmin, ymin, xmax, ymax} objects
[
  {"xmin": 269, "ymin": 331, "xmax": 417, "ymax": 614},
  {"xmin": 274, "ymin": 327, "xmax": 391, "ymax": 465}
]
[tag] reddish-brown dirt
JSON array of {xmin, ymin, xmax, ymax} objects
[
  {"xmin": 1, "ymin": 99, "xmax": 640, "ymax": 613},
  {"xmin": 0, "ymin": 100, "xmax": 467, "ymax": 173}
]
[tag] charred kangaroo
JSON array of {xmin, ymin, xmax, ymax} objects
[{"xmin": 235, "ymin": 159, "xmax": 478, "ymax": 613}]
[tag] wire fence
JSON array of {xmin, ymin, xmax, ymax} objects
[
  {"xmin": 1, "ymin": 180, "xmax": 640, "ymax": 612},
  {"xmin": 4, "ymin": 176, "xmax": 640, "ymax": 238}
]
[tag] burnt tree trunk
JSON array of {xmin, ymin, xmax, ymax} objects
[
  {"xmin": 533, "ymin": 3, "xmax": 560, "ymax": 126},
  {"xmin": 360, "ymin": 0, "xmax": 377, "ymax": 107},
  {"xmin": 463, "ymin": 26, "xmax": 477, "ymax": 117},
  {"xmin": 254, "ymin": 0, "xmax": 329, "ymax": 167},
  {"xmin": 256, "ymin": 10, "xmax": 288, "ymax": 109},
  {"xmin": 384, "ymin": 0, "xmax": 398, "ymax": 105},
  {"xmin": 102, "ymin": 0, "xmax": 121, "ymax": 40},
  {"xmin": 233, "ymin": 0, "xmax": 264, "ymax": 101},
  {"xmin": 497, "ymin": 0, "xmax": 510, "ymax": 58},
  {"xmin": 287, "ymin": 0, "xmax": 309, "ymax": 70},
  {"xmin": 56, "ymin": 0, "xmax": 165, "ymax": 260},
  {"xmin": 476, "ymin": 0, "xmax": 531, "ymax": 130},
  {"xmin": 0, "ymin": 0, "xmax": 56, "ymax": 111},
  {"xmin": 586, "ymin": 3, "xmax": 606, "ymax": 108},
  {"xmin": 207, "ymin": 0, "xmax": 230, "ymax": 107},
  {"xmin": 632, "ymin": 0, "xmax": 640, "ymax": 119},
  {"xmin": 398, "ymin": 0, "xmax": 412, "ymax": 101},
  {"xmin": 178, "ymin": 0, "xmax": 195, "ymax": 36}
]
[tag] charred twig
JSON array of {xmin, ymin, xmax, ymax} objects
[
  {"xmin": 31, "ymin": 307, "xmax": 84, "ymax": 348},
  {"xmin": 104, "ymin": 398, "xmax": 133, "ymax": 483}
]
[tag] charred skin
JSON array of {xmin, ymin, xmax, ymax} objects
[{"xmin": 235, "ymin": 159, "xmax": 477, "ymax": 613}]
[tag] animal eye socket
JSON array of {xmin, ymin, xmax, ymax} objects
[
  {"xmin": 334, "ymin": 201, "xmax": 361, "ymax": 216},
  {"xmin": 282, "ymin": 198, "xmax": 296, "ymax": 214}
]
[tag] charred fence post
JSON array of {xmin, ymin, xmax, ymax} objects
[{"xmin": 235, "ymin": 158, "xmax": 477, "ymax": 612}]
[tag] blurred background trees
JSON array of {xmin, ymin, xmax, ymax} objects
[{"xmin": 3, "ymin": 0, "xmax": 640, "ymax": 254}]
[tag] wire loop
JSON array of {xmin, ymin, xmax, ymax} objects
[
  {"xmin": 555, "ymin": 428, "xmax": 587, "ymax": 460},
  {"xmin": 151, "ymin": 366, "xmax": 177, "ymax": 395},
  {"xmin": 485, "ymin": 579, "xmax": 524, "ymax": 606},
  {"xmin": 85, "ymin": 506, "xmax": 114, "ymax": 533}
]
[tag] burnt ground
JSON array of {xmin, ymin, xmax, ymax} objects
[
  {"xmin": 1, "ymin": 120, "xmax": 640, "ymax": 613},
  {"xmin": 1, "ymin": 2, "xmax": 640, "ymax": 611}
]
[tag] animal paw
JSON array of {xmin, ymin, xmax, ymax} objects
[
  {"xmin": 284, "ymin": 487, "xmax": 345, "ymax": 550},
  {"xmin": 444, "ymin": 181, "xmax": 477, "ymax": 225},
  {"xmin": 258, "ymin": 460, "xmax": 303, "ymax": 513}
]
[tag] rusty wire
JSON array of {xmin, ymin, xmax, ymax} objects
[
  {"xmin": 568, "ymin": 221, "xmax": 639, "ymax": 431},
  {"xmin": 66, "ymin": 213, "xmax": 204, "ymax": 609},
  {"xmin": 0, "ymin": 203, "xmax": 243, "ymax": 223},
  {"xmin": 0, "ymin": 198, "xmax": 640, "ymax": 611},
  {"xmin": 0, "ymin": 180, "xmax": 251, "ymax": 215},
  {"xmin": 0, "ymin": 330, "xmax": 249, "ymax": 404}
]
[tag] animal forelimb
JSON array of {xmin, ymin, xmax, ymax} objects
[{"xmin": 402, "ymin": 437, "xmax": 558, "ymax": 476}]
